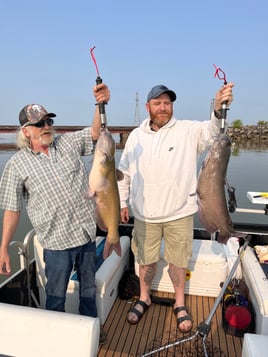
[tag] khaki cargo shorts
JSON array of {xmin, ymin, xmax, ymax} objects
[{"xmin": 132, "ymin": 215, "xmax": 193, "ymax": 268}]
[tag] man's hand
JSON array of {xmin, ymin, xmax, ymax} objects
[
  {"xmin": 0, "ymin": 250, "xmax": 11, "ymax": 275},
  {"xmin": 120, "ymin": 207, "xmax": 129, "ymax": 224},
  {"xmin": 214, "ymin": 82, "xmax": 234, "ymax": 117},
  {"xmin": 93, "ymin": 83, "xmax": 110, "ymax": 103}
]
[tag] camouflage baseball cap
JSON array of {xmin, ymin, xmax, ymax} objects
[{"xmin": 19, "ymin": 104, "xmax": 56, "ymax": 126}]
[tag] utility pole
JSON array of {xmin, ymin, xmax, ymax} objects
[
  {"xmin": 210, "ymin": 99, "xmax": 215, "ymax": 115},
  {"xmin": 134, "ymin": 92, "xmax": 140, "ymax": 126}
]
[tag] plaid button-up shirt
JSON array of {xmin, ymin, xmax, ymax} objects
[{"xmin": 0, "ymin": 128, "xmax": 97, "ymax": 250}]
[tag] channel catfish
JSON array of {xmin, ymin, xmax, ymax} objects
[
  {"xmin": 88, "ymin": 128, "xmax": 123, "ymax": 258},
  {"xmin": 197, "ymin": 133, "xmax": 233, "ymax": 243}
]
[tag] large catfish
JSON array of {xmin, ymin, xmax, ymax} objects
[
  {"xmin": 88, "ymin": 128, "xmax": 123, "ymax": 258},
  {"xmin": 197, "ymin": 133, "xmax": 233, "ymax": 243}
]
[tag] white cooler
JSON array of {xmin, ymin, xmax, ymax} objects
[
  {"xmin": 135, "ymin": 239, "xmax": 229, "ymax": 297},
  {"xmin": 242, "ymin": 246, "xmax": 268, "ymax": 335},
  {"xmin": 34, "ymin": 235, "xmax": 130, "ymax": 324},
  {"xmin": 242, "ymin": 333, "xmax": 268, "ymax": 357}
]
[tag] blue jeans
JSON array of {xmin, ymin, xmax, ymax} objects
[{"xmin": 43, "ymin": 240, "xmax": 97, "ymax": 317}]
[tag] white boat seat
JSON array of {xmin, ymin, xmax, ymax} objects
[
  {"xmin": 0, "ymin": 302, "xmax": 99, "ymax": 357},
  {"xmin": 242, "ymin": 333, "xmax": 268, "ymax": 357},
  {"xmin": 33, "ymin": 234, "xmax": 130, "ymax": 324}
]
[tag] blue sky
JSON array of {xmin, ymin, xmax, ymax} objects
[{"xmin": 0, "ymin": 0, "xmax": 267, "ymax": 126}]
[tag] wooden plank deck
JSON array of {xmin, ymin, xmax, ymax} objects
[{"xmin": 98, "ymin": 291, "xmax": 243, "ymax": 357}]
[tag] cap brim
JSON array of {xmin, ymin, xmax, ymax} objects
[
  {"xmin": 165, "ymin": 90, "xmax": 176, "ymax": 102},
  {"xmin": 41, "ymin": 112, "xmax": 56, "ymax": 119}
]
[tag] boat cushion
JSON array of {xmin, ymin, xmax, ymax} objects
[
  {"xmin": 0, "ymin": 303, "xmax": 99, "ymax": 357},
  {"xmin": 34, "ymin": 234, "xmax": 130, "ymax": 324}
]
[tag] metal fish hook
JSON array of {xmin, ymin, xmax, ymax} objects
[{"xmin": 213, "ymin": 64, "xmax": 229, "ymax": 133}]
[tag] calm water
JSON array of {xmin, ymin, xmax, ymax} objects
[{"xmin": 0, "ymin": 139, "xmax": 268, "ymax": 283}]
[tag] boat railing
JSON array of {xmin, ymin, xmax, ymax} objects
[
  {"xmin": 0, "ymin": 239, "xmax": 28, "ymax": 289},
  {"xmin": 9, "ymin": 240, "xmax": 27, "ymax": 269},
  {"xmin": 6, "ymin": 229, "xmax": 39, "ymax": 307}
]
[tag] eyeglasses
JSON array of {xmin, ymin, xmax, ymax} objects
[{"xmin": 26, "ymin": 118, "xmax": 54, "ymax": 128}]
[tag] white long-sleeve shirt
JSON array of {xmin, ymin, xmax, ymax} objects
[{"xmin": 118, "ymin": 113, "xmax": 221, "ymax": 223}]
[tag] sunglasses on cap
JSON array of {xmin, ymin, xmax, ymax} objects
[{"xmin": 26, "ymin": 118, "xmax": 54, "ymax": 128}]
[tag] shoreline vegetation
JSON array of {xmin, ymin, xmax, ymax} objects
[{"xmin": 227, "ymin": 123, "xmax": 268, "ymax": 142}]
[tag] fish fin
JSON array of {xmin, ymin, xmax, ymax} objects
[
  {"xmin": 96, "ymin": 222, "xmax": 108, "ymax": 232},
  {"xmin": 96, "ymin": 219, "xmax": 108, "ymax": 233},
  {"xmin": 103, "ymin": 241, "xmax": 122, "ymax": 259},
  {"xmin": 201, "ymin": 153, "xmax": 210, "ymax": 169},
  {"xmin": 95, "ymin": 208, "xmax": 108, "ymax": 232},
  {"xmin": 86, "ymin": 189, "xmax": 96, "ymax": 199},
  {"xmin": 215, "ymin": 231, "xmax": 229, "ymax": 244},
  {"xmin": 198, "ymin": 208, "xmax": 217, "ymax": 233},
  {"xmin": 116, "ymin": 169, "xmax": 124, "ymax": 181}
]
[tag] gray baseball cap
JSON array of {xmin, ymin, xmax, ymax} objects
[{"xmin": 147, "ymin": 85, "xmax": 176, "ymax": 102}]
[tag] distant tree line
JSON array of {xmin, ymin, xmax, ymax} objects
[{"xmin": 231, "ymin": 120, "xmax": 268, "ymax": 128}]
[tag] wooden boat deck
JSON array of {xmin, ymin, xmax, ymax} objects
[{"xmin": 98, "ymin": 291, "xmax": 243, "ymax": 357}]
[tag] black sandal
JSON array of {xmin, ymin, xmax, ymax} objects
[
  {"xmin": 174, "ymin": 306, "xmax": 192, "ymax": 332},
  {"xmin": 127, "ymin": 300, "xmax": 149, "ymax": 325}
]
